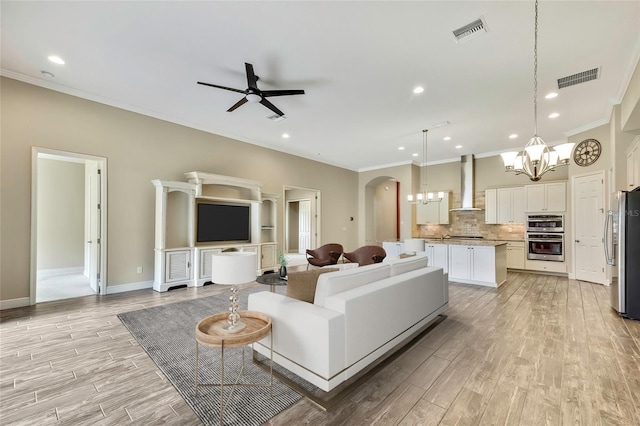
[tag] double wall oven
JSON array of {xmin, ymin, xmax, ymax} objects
[{"xmin": 526, "ymin": 214, "xmax": 564, "ymax": 262}]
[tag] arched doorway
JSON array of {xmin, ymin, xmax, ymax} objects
[{"xmin": 363, "ymin": 176, "xmax": 400, "ymax": 245}]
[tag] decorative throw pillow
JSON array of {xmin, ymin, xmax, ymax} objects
[
  {"xmin": 286, "ymin": 268, "xmax": 339, "ymax": 303},
  {"xmin": 399, "ymin": 253, "xmax": 416, "ymax": 259}
]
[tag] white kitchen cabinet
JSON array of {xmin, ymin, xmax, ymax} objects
[
  {"xmin": 486, "ymin": 187, "xmax": 525, "ymax": 224},
  {"xmin": 627, "ymin": 137, "xmax": 640, "ymax": 190},
  {"xmin": 383, "ymin": 241, "xmax": 405, "ymax": 257},
  {"xmin": 425, "ymin": 243, "xmax": 448, "ymax": 273},
  {"xmin": 448, "ymin": 244, "xmax": 507, "ymax": 287},
  {"xmin": 485, "ymin": 189, "xmax": 497, "ymax": 224},
  {"xmin": 506, "ymin": 241, "xmax": 525, "ymax": 269},
  {"xmin": 416, "ymin": 192, "xmax": 450, "ymax": 224},
  {"xmin": 525, "ymin": 182, "xmax": 566, "ymax": 212}
]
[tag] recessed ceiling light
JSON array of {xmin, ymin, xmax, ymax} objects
[
  {"xmin": 398, "ymin": 146, "xmax": 405, "ymax": 150},
  {"xmin": 545, "ymin": 92, "xmax": 558, "ymax": 99},
  {"xmin": 282, "ymin": 133, "xmax": 290, "ymax": 139},
  {"xmin": 413, "ymin": 86, "xmax": 424, "ymax": 94},
  {"xmin": 509, "ymin": 134, "xmax": 518, "ymax": 139},
  {"xmin": 455, "ymin": 145, "xmax": 462, "ymax": 149},
  {"xmin": 443, "ymin": 136, "xmax": 451, "ymax": 141},
  {"xmin": 47, "ymin": 55, "xmax": 65, "ymax": 65},
  {"xmin": 412, "ymin": 153, "xmax": 419, "ymax": 157},
  {"xmin": 548, "ymin": 112, "xmax": 560, "ymax": 118}
]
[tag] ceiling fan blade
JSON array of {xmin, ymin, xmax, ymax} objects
[
  {"xmin": 260, "ymin": 98, "xmax": 284, "ymax": 117},
  {"xmin": 245, "ymin": 63, "xmax": 259, "ymax": 89},
  {"xmin": 227, "ymin": 97, "xmax": 248, "ymax": 112},
  {"xmin": 197, "ymin": 81, "xmax": 245, "ymax": 94},
  {"xmin": 261, "ymin": 89, "xmax": 305, "ymax": 98}
]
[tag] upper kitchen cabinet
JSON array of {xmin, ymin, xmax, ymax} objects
[
  {"xmin": 486, "ymin": 187, "xmax": 525, "ymax": 224},
  {"xmin": 416, "ymin": 191, "xmax": 450, "ymax": 224},
  {"xmin": 525, "ymin": 182, "xmax": 566, "ymax": 212},
  {"xmin": 627, "ymin": 136, "xmax": 640, "ymax": 190}
]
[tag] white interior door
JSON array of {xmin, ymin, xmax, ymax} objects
[
  {"xmin": 574, "ymin": 172, "xmax": 606, "ymax": 284},
  {"xmin": 86, "ymin": 161, "xmax": 101, "ymax": 293},
  {"xmin": 298, "ymin": 200, "xmax": 311, "ymax": 254}
]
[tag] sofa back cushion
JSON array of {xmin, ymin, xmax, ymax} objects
[
  {"xmin": 389, "ymin": 254, "xmax": 429, "ymax": 276},
  {"xmin": 314, "ymin": 263, "xmax": 390, "ymax": 307},
  {"xmin": 286, "ymin": 268, "xmax": 339, "ymax": 303}
]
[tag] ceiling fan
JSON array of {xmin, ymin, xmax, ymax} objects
[{"xmin": 197, "ymin": 63, "xmax": 305, "ymax": 117}]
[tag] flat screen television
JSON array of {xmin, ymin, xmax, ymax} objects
[{"xmin": 196, "ymin": 202, "xmax": 250, "ymax": 243}]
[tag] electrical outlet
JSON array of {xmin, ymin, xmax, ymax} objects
[
  {"xmin": 508, "ymin": 227, "xmax": 512, "ymax": 233},
  {"xmin": 136, "ymin": 266, "xmax": 143, "ymax": 274}
]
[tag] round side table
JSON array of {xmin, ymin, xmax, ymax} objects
[
  {"xmin": 194, "ymin": 310, "xmax": 273, "ymax": 425},
  {"xmin": 256, "ymin": 273, "xmax": 288, "ymax": 292}
]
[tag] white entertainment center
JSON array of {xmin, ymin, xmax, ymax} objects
[{"xmin": 151, "ymin": 172, "xmax": 278, "ymax": 292}]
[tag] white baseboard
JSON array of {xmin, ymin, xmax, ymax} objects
[
  {"xmin": 38, "ymin": 267, "xmax": 84, "ymax": 279},
  {"xmin": 106, "ymin": 280, "xmax": 153, "ymax": 294},
  {"xmin": 0, "ymin": 297, "xmax": 31, "ymax": 310}
]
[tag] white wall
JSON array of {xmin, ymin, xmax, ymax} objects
[{"xmin": 37, "ymin": 158, "xmax": 85, "ymax": 271}]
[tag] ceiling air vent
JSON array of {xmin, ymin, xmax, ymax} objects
[
  {"xmin": 452, "ymin": 17, "xmax": 489, "ymax": 44},
  {"xmin": 557, "ymin": 67, "xmax": 599, "ymax": 89},
  {"xmin": 266, "ymin": 114, "xmax": 286, "ymax": 122}
]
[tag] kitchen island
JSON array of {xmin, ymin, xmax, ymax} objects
[{"xmin": 423, "ymin": 239, "xmax": 508, "ymax": 288}]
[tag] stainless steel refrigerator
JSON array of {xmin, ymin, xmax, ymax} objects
[{"xmin": 605, "ymin": 188, "xmax": 640, "ymax": 320}]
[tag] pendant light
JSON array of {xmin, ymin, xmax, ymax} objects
[
  {"xmin": 500, "ymin": 0, "xmax": 574, "ymax": 181},
  {"xmin": 407, "ymin": 129, "xmax": 444, "ymax": 204}
]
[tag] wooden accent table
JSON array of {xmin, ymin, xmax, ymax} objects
[{"xmin": 195, "ymin": 310, "xmax": 273, "ymax": 425}]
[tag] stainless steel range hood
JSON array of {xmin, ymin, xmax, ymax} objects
[{"xmin": 450, "ymin": 154, "xmax": 482, "ymax": 211}]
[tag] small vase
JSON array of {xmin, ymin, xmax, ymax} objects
[{"xmin": 279, "ymin": 265, "xmax": 287, "ymax": 278}]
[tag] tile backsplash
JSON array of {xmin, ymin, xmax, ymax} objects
[{"xmin": 415, "ymin": 191, "xmax": 526, "ymax": 240}]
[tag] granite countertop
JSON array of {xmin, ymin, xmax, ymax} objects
[{"xmin": 422, "ymin": 238, "xmax": 510, "ymax": 247}]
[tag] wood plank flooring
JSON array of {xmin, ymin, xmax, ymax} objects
[{"xmin": 2, "ymin": 271, "xmax": 640, "ymax": 425}]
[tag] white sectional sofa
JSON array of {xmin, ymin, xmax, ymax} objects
[{"xmin": 247, "ymin": 255, "xmax": 448, "ymax": 393}]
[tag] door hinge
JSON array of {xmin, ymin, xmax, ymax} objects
[
  {"xmin": 97, "ymin": 272, "xmax": 101, "ymax": 280},
  {"xmin": 97, "ymin": 203, "xmax": 101, "ymax": 210},
  {"xmin": 97, "ymin": 169, "xmax": 102, "ymax": 175},
  {"xmin": 97, "ymin": 238, "xmax": 101, "ymax": 244}
]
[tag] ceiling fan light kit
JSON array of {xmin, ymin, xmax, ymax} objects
[
  {"xmin": 500, "ymin": 0, "xmax": 574, "ymax": 182},
  {"xmin": 198, "ymin": 62, "xmax": 305, "ymax": 117}
]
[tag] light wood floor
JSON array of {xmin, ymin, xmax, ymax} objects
[{"xmin": 2, "ymin": 271, "xmax": 639, "ymax": 425}]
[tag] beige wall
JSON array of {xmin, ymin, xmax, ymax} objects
[
  {"xmin": 374, "ymin": 179, "xmax": 397, "ymax": 244},
  {"xmin": 37, "ymin": 158, "xmax": 85, "ymax": 270},
  {"xmin": 1, "ymin": 77, "xmax": 358, "ymax": 301}
]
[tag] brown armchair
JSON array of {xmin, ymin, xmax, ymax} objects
[
  {"xmin": 343, "ymin": 245, "xmax": 386, "ymax": 266},
  {"xmin": 306, "ymin": 243, "xmax": 344, "ymax": 270}
]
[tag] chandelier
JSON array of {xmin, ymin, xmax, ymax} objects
[
  {"xmin": 407, "ymin": 129, "xmax": 444, "ymax": 204},
  {"xmin": 500, "ymin": 0, "xmax": 574, "ymax": 182}
]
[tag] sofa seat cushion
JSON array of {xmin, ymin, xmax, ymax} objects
[
  {"xmin": 286, "ymin": 268, "xmax": 339, "ymax": 303},
  {"xmin": 314, "ymin": 263, "xmax": 390, "ymax": 307}
]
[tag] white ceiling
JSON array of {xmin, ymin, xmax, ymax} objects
[{"xmin": 2, "ymin": 1, "xmax": 639, "ymax": 171}]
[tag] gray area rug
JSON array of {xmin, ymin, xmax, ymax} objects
[{"xmin": 117, "ymin": 285, "xmax": 302, "ymax": 426}]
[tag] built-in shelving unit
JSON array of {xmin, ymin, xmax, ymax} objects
[{"xmin": 152, "ymin": 172, "xmax": 279, "ymax": 292}]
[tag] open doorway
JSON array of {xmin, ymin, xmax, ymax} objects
[
  {"xmin": 284, "ymin": 186, "xmax": 320, "ymax": 266},
  {"xmin": 30, "ymin": 148, "xmax": 107, "ymax": 304}
]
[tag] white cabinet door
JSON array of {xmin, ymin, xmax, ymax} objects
[
  {"xmin": 198, "ymin": 248, "xmax": 222, "ymax": 280},
  {"xmin": 165, "ymin": 250, "xmax": 191, "ymax": 283},
  {"xmin": 470, "ymin": 246, "xmax": 494, "ymax": 282},
  {"xmin": 449, "ymin": 245, "xmax": 471, "ymax": 280},
  {"xmin": 426, "ymin": 244, "xmax": 448, "ymax": 273},
  {"xmin": 438, "ymin": 193, "xmax": 450, "ymax": 225},
  {"xmin": 485, "ymin": 189, "xmax": 497, "ymax": 224},
  {"xmin": 506, "ymin": 242, "xmax": 525, "ymax": 269},
  {"xmin": 525, "ymin": 185, "xmax": 545, "ymax": 212},
  {"xmin": 545, "ymin": 182, "xmax": 566, "ymax": 212},
  {"xmin": 261, "ymin": 244, "xmax": 277, "ymax": 269},
  {"xmin": 497, "ymin": 188, "xmax": 512, "ymax": 224},
  {"xmin": 525, "ymin": 182, "xmax": 566, "ymax": 212},
  {"xmin": 627, "ymin": 138, "xmax": 640, "ymax": 190},
  {"xmin": 512, "ymin": 187, "xmax": 525, "ymax": 223},
  {"xmin": 383, "ymin": 242, "xmax": 404, "ymax": 256}
]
